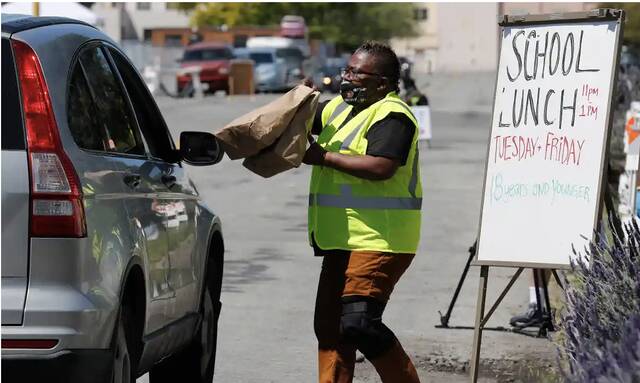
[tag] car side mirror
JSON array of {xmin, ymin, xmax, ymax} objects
[{"xmin": 180, "ymin": 132, "xmax": 224, "ymax": 166}]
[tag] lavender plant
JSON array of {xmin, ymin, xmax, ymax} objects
[{"xmin": 559, "ymin": 219, "xmax": 640, "ymax": 382}]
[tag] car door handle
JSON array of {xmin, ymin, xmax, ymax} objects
[
  {"xmin": 123, "ymin": 173, "xmax": 141, "ymax": 189},
  {"xmin": 161, "ymin": 174, "xmax": 177, "ymax": 189}
]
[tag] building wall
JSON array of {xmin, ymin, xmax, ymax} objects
[
  {"xmin": 500, "ymin": 2, "xmax": 597, "ymax": 16},
  {"xmin": 436, "ymin": 3, "xmax": 500, "ymax": 73},
  {"xmin": 391, "ymin": 3, "xmax": 438, "ymax": 74},
  {"xmin": 123, "ymin": 2, "xmax": 191, "ymax": 41},
  {"xmin": 92, "ymin": 3, "xmax": 122, "ymax": 41},
  {"xmin": 150, "ymin": 27, "xmax": 280, "ymax": 47},
  {"xmin": 390, "ymin": 2, "xmax": 600, "ymax": 74},
  {"xmin": 391, "ymin": 3, "xmax": 500, "ymax": 74},
  {"xmin": 92, "ymin": 2, "xmax": 191, "ymax": 42}
]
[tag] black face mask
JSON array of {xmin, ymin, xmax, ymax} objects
[{"xmin": 340, "ymin": 81, "xmax": 373, "ymax": 106}]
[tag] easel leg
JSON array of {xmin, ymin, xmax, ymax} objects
[
  {"xmin": 533, "ymin": 269, "xmax": 554, "ymax": 336},
  {"xmin": 533, "ymin": 269, "xmax": 544, "ymax": 321},
  {"xmin": 552, "ymin": 270, "xmax": 564, "ymax": 290},
  {"xmin": 541, "ymin": 273, "xmax": 554, "ymax": 332},
  {"xmin": 470, "ymin": 265, "xmax": 489, "ymax": 382}
]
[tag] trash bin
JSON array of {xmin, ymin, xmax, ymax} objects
[{"xmin": 228, "ymin": 59, "xmax": 254, "ymax": 95}]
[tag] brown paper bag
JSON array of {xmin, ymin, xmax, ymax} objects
[
  {"xmin": 242, "ymin": 91, "xmax": 320, "ymax": 178},
  {"xmin": 214, "ymin": 85, "xmax": 316, "ymax": 160}
]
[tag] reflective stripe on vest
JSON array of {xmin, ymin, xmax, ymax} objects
[
  {"xmin": 408, "ymin": 147, "xmax": 420, "ymax": 198},
  {"xmin": 326, "ymin": 101, "xmax": 350, "ymax": 126},
  {"xmin": 309, "ymin": 185, "xmax": 422, "ymax": 210},
  {"xmin": 340, "ymin": 118, "xmax": 368, "ymax": 150},
  {"xmin": 338, "ymin": 99, "xmax": 416, "ymax": 152}
]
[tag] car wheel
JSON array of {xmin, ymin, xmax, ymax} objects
[
  {"xmin": 149, "ymin": 275, "xmax": 220, "ymax": 383},
  {"xmin": 112, "ymin": 307, "xmax": 135, "ymax": 383}
]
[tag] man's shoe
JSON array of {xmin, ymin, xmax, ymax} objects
[{"xmin": 509, "ymin": 303, "xmax": 549, "ymax": 328}]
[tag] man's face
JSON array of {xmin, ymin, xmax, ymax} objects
[{"xmin": 340, "ymin": 52, "xmax": 387, "ymax": 107}]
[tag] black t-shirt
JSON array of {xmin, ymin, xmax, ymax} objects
[{"xmin": 312, "ymin": 100, "xmax": 415, "ymax": 165}]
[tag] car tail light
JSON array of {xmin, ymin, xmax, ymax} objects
[
  {"xmin": 2, "ymin": 339, "xmax": 59, "ymax": 349},
  {"xmin": 12, "ymin": 40, "xmax": 86, "ymax": 238}
]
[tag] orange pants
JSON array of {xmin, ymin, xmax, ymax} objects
[{"xmin": 314, "ymin": 250, "xmax": 421, "ymax": 383}]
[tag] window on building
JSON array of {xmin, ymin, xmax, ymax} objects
[
  {"xmin": 136, "ymin": 2, "xmax": 151, "ymax": 11},
  {"xmin": 164, "ymin": 34, "xmax": 183, "ymax": 47},
  {"xmin": 234, "ymin": 34, "xmax": 248, "ymax": 48},
  {"xmin": 143, "ymin": 29, "xmax": 153, "ymax": 42},
  {"xmin": 414, "ymin": 8, "xmax": 428, "ymax": 21},
  {"xmin": 166, "ymin": 3, "xmax": 181, "ymax": 10}
]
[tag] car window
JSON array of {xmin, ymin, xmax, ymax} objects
[
  {"xmin": 108, "ymin": 47, "xmax": 178, "ymax": 162},
  {"xmin": 249, "ymin": 53, "xmax": 274, "ymax": 64},
  {"xmin": 68, "ymin": 62, "xmax": 105, "ymax": 151},
  {"xmin": 322, "ymin": 66, "xmax": 341, "ymax": 76},
  {"xmin": 183, "ymin": 48, "xmax": 232, "ymax": 61},
  {"xmin": 78, "ymin": 46, "xmax": 145, "ymax": 155},
  {"xmin": 276, "ymin": 48, "xmax": 303, "ymax": 60},
  {"xmin": 1, "ymin": 38, "xmax": 25, "ymax": 151}
]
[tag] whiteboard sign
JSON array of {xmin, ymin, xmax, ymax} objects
[
  {"xmin": 412, "ymin": 106, "xmax": 432, "ymax": 141},
  {"xmin": 476, "ymin": 19, "xmax": 621, "ymax": 267}
]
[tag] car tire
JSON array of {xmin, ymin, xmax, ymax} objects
[
  {"xmin": 111, "ymin": 306, "xmax": 135, "ymax": 383},
  {"xmin": 149, "ymin": 273, "xmax": 221, "ymax": 383}
]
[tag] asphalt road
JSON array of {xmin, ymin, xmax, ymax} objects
[{"xmin": 138, "ymin": 73, "xmax": 556, "ymax": 382}]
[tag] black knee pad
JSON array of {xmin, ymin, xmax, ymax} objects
[{"xmin": 339, "ymin": 296, "xmax": 397, "ymax": 360}]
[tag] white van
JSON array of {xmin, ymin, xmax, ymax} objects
[{"xmin": 246, "ymin": 36, "xmax": 310, "ymax": 58}]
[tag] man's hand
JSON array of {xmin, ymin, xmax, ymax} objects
[
  {"xmin": 302, "ymin": 77, "xmax": 318, "ymax": 92},
  {"xmin": 303, "ymin": 141, "xmax": 327, "ymax": 165},
  {"xmin": 302, "ymin": 136, "xmax": 400, "ymax": 180}
]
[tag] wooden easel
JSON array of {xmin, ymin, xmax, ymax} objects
[
  {"xmin": 469, "ymin": 184, "xmax": 623, "ymax": 381},
  {"xmin": 465, "ymin": 9, "xmax": 625, "ymax": 382}
]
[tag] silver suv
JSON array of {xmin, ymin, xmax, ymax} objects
[{"xmin": 2, "ymin": 15, "xmax": 225, "ymax": 383}]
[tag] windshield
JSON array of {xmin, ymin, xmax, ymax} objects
[
  {"xmin": 322, "ymin": 66, "xmax": 341, "ymax": 76},
  {"xmin": 249, "ymin": 53, "xmax": 274, "ymax": 64},
  {"xmin": 183, "ymin": 48, "xmax": 232, "ymax": 61},
  {"xmin": 276, "ymin": 48, "xmax": 303, "ymax": 60}
]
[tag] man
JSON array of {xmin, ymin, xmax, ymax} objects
[
  {"xmin": 303, "ymin": 41, "xmax": 422, "ymax": 383},
  {"xmin": 510, "ymin": 270, "xmax": 552, "ymax": 329},
  {"xmin": 402, "ymin": 78, "xmax": 429, "ymax": 107}
]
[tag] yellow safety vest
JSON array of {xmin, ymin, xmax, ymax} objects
[{"xmin": 308, "ymin": 92, "xmax": 422, "ymax": 253}]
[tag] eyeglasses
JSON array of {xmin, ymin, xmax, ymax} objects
[{"xmin": 340, "ymin": 66, "xmax": 386, "ymax": 79}]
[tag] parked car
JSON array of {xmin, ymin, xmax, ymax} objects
[
  {"xmin": 2, "ymin": 14, "xmax": 226, "ymax": 383},
  {"xmin": 177, "ymin": 41, "xmax": 233, "ymax": 94},
  {"xmin": 316, "ymin": 57, "xmax": 348, "ymax": 94},
  {"xmin": 235, "ymin": 46, "xmax": 304, "ymax": 92}
]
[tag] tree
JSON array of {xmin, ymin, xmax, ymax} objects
[{"xmin": 183, "ymin": 3, "xmax": 419, "ymax": 51}]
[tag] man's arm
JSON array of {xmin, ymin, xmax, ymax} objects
[
  {"xmin": 303, "ymin": 112, "xmax": 414, "ymax": 181},
  {"xmin": 311, "ymin": 100, "xmax": 330, "ymax": 135},
  {"xmin": 303, "ymin": 141, "xmax": 400, "ymax": 181}
]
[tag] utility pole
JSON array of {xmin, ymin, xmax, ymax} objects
[{"xmin": 33, "ymin": 2, "xmax": 40, "ymax": 16}]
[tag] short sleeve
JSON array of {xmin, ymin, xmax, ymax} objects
[
  {"xmin": 365, "ymin": 112, "xmax": 415, "ymax": 166},
  {"xmin": 311, "ymin": 100, "xmax": 330, "ymax": 135}
]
